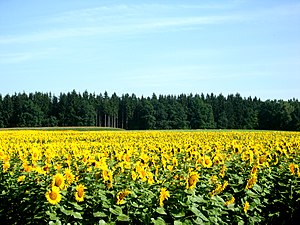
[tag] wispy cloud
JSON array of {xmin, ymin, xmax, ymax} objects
[
  {"xmin": 47, "ymin": 2, "xmax": 242, "ymax": 24},
  {"xmin": 0, "ymin": 53, "xmax": 32, "ymax": 64},
  {"xmin": 0, "ymin": 1, "xmax": 252, "ymax": 45},
  {"xmin": 0, "ymin": 48, "xmax": 57, "ymax": 64},
  {"xmin": 0, "ymin": 14, "xmax": 241, "ymax": 45},
  {"xmin": 1, "ymin": 1, "xmax": 299, "ymax": 44}
]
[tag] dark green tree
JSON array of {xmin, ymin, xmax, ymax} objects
[
  {"xmin": 0, "ymin": 95, "xmax": 3, "ymax": 128},
  {"xmin": 188, "ymin": 94, "xmax": 215, "ymax": 129}
]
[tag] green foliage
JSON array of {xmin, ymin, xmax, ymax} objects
[{"xmin": 0, "ymin": 91, "xmax": 300, "ymax": 130}]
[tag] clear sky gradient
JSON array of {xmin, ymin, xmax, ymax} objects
[{"xmin": 1, "ymin": 0, "xmax": 299, "ymax": 100}]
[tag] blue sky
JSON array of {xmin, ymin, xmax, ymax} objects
[{"xmin": 0, "ymin": 0, "xmax": 299, "ymax": 100}]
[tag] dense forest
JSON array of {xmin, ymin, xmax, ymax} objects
[{"xmin": 0, "ymin": 90, "xmax": 299, "ymax": 131}]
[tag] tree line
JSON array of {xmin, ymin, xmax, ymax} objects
[{"xmin": 0, "ymin": 90, "xmax": 299, "ymax": 131}]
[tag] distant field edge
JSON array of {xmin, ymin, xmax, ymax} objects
[
  {"xmin": 0, "ymin": 126, "xmax": 125, "ymax": 131},
  {"xmin": 1, "ymin": 128, "xmax": 297, "ymax": 133}
]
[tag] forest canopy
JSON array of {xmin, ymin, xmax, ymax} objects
[{"xmin": 0, "ymin": 90, "xmax": 299, "ymax": 131}]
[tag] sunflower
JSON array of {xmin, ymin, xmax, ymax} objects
[
  {"xmin": 131, "ymin": 171, "xmax": 137, "ymax": 181},
  {"xmin": 219, "ymin": 164, "xmax": 226, "ymax": 178},
  {"xmin": 3, "ymin": 161, "xmax": 10, "ymax": 173},
  {"xmin": 159, "ymin": 188, "xmax": 170, "ymax": 207},
  {"xmin": 224, "ymin": 196, "xmax": 235, "ymax": 206},
  {"xmin": 52, "ymin": 173, "xmax": 65, "ymax": 189},
  {"xmin": 102, "ymin": 170, "xmax": 109, "ymax": 181},
  {"xmin": 45, "ymin": 186, "xmax": 61, "ymax": 205},
  {"xmin": 210, "ymin": 175, "xmax": 218, "ymax": 184},
  {"xmin": 107, "ymin": 171, "xmax": 113, "ymax": 188},
  {"xmin": 64, "ymin": 168, "xmax": 75, "ymax": 185},
  {"xmin": 186, "ymin": 171, "xmax": 199, "ymax": 190},
  {"xmin": 245, "ymin": 174, "xmax": 257, "ymax": 190},
  {"xmin": 116, "ymin": 190, "xmax": 131, "ymax": 205},
  {"xmin": 202, "ymin": 156, "xmax": 212, "ymax": 168},
  {"xmin": 75, "ymin": 184, "xmax": 86, "ymax": 202},
  {"xmin": 289, "ymin": 163, "xmax": 296, "ymax": 175},
  {"xmin": 244, "ymin": 201, "xmax": 250, "ymax": 213},
  {"xmin": 250, "ymin": 165, "xmax": 258, "ymax": 175},
  {"xmin": 147, "ymin": 171, "xmax": 155, "ymax": 185},
  {"xmin": 17, "ymin": 175, "xmax": 26, "ymax": 183},
  {"xmin": 210, "ymin": 180, "xmax": 228, "ymax": 196}
]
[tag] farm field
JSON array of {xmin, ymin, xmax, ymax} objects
[{"xmin": 1, "ymin": 130, "xmax": 300, "ymax": 224}]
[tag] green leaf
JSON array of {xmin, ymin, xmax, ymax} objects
[
  {"xmin": 93, "ymin": 212, "xmax": 107, "ymax": 218},
  {"xmin": 253, "ymin": 184, "xmax": 262, "ymax": 192},
  {"xmin": 117, "ymin": 214, "xmax": 130, "ymax": 221},
  {"xmin": 106, "ymin": 222, "xmax": 116, "ymax": 225},
  {"xmin": 246, "ymin": 190, "xmax": 257, "ymax": 198},
  {"xmin": 98, "ymin": 220, "xmax": 107, "ymax": 225},
  {"xmin": 172, "ymin": 211, "xmax": 185, "ymax": 218},
  {"xmin": 156, "ymin": 207, "xmax": 167, "ymax": 215},
  {"xmin": 102, "ymin": 201, "xmax": 110, "ymax": 208},
  {"xmin": 46, "ymin": 211, "xmax": 58, "ymax": 221},
  {"xmin": 190, "ymin": 195, "xmax": 205, "ymax": 203},
  {"xmin": 49, "ymin": 221, "xmax": 62, "ymax": 225},
  {"xmin": 238, "ymin": 221, "xmax": 245, "ymax": 225},
  {"xmin": 227, "ymin": 203, "xmax": 235, "ymax": 210},
  {"xmin": 131, "ymin": 202, "xmax": 139, "ymax": 208},
  {"xmin": 70, "ymin": 202, "xmax": 83, "ymax": 211},
  {"xmin": 182, "ymin": 219, "xmax": 193, "ymax": 225},
  {"xmin": 151, "ymin": 217, "xmax": 166, "ymax": 225},
  {"xmin": 193, "ymin": 217, "xmax": 204, "ymax": 225},
  {"xmin": 197, "ymin": 211, "xmax": 208, "ymax": 222},
  {"xmin": 190, "ymin": 206, "xmax": 201, "ymax": 216},
  {"xmin": 253, "ymin": 197, "xmax": 261, "ymax": 206},
  {"xmin": 174, "ymin": 221, "xmax": 183, "ymax": 225},
  {"xmin": 189, "ymin": 207, "xmax": 208, "ymax": 222},
  {"xmin": 209, "ymin": 216, "xmax": 218, "ymax": 224},
  {"xmin": 72, "ymin": 212, "xmax": 83, "ymax": 219},
  {"xmin": 109, "ymin": 206, "xmax": 122, "ymax": 215},
  {"xmin": 60, "ymin": 207, "xmax": 72, "ymax": 216}
]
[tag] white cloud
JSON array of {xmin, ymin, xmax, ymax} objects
[
  {"xmin": 0, "ymin": 13, "xmax": 241, "ymax": 45},
  {"xmin": 0, "ymin": 53, "xmax": 32, "ymax": 64},
  {"xmin": 0, "ymin": 48, "xmax": 57, "ymax": 64},
  {"xmin": 0, "ymin": 1, "xmax": 254, "ymax": 44}
]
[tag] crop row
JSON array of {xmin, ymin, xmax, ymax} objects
[{"xmin": 0, "ymin": 130, "xmax": 300, "ymax": 224}]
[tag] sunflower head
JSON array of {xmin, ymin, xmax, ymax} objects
[
  {"xmin": 244, "ymin": 201, "xmax": 250, "ymax": 213},
  {"xmin": 224, "ymin": 196, "xmax": 235, "ymax": 206},
  {"xmin": 116, "ymin": 190, "xmax": 131, "ymax": 205},
  {"xmin": 45, "ymin": 186, "xmax": 62, "ymax": 205},
  {"xmin": 64, "ymin": 168, "xmax": 75, "ymax": 185},
  {"xmin": 52, "ymin": 173, "xmax": 65, "ymax": 190},
  {"xmin": 17, "ymin": 175, "xmax": 26, "ymax": 183},
  {"xmin": 186, "ymin": 171, "xmax": 199, "ymax": 190},
  {"xmin": 131, "ymin": 171, "xmax": 137, "ymax": 181},
  {"xmin": 159, "ymin": 187, "xmax": 170, "ymax": 207},
  {"xmin": 245, "ymin": 175, "xmax": 257, "ymax": 190},
  {"xmin": 75, "ymin": 184, "xmax": 86, "ymax": 202},
  {"xmin": 202, "ymin": 156, "xmax": 212, "ymax": 168},
  {"xmin": 289, "ymin": 163, "xmax": 297, "ymax": 175},
  {"xmin": 3, "ymin": 161, "xmax": 10, "ymax": 173}
]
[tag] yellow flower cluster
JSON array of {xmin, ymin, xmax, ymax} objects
[{"xmin": 0, "ymin": 129, "xmax": 300, "ymax": 213}]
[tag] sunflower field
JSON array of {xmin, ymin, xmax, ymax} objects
[{"xmin": 1, "ymin": 130, "xmax": 300, "ymax": 224}]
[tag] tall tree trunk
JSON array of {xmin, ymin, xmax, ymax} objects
[
  {"xmin": 95, "ymin": 113, "xmax": 97, "ymax": 126},
  {"xmin": 121, "ymin": 110, "xmax": 124, "ymax": 129}
]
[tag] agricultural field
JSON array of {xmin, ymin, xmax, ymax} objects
[{"xmin": 0, "ymin": 130, "xmax": 300, "ymax": 224}]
